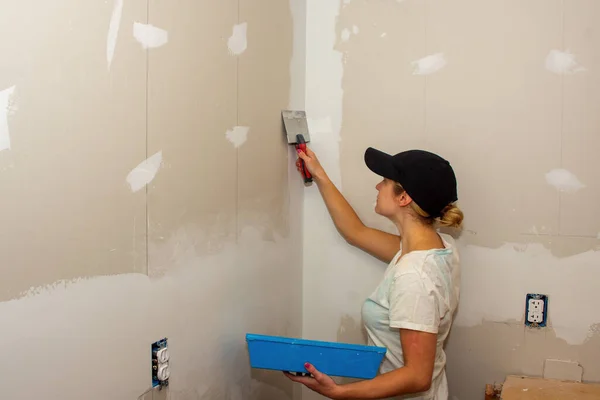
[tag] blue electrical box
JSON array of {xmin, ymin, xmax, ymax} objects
[{"xmin": 246, "ymin": 333, "xmax": 386, "ymax": 380}]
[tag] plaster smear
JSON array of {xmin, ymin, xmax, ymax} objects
[
  {"xmin": 228, "ymin": 22, "xmax": 248, "ymax": 55},
  {"xmin": 225, "ymin": 126, "xmax": 250, "ymax": 148},
  {"xmin": 545, "ymin": 168, "xmax": 585, "ymax": 193},
  {"xmin": 106, "ymin": 0, "xmax": 124, "ymax": 69},
  {"xmin": 341, "ymin": 28, "xmax": 351, "ymax": 42},
  {"xmin": 126, "ymin": 151, "xmax": 163, "ymax": 192},
  {"xmin": 0, "ymin": 227, "xmax": 298, "ymax": 400},
  {"xmin": 0, "ymin": 85, "xmax": 16, "ymax": 152},
  {"xmin": 545, "ymin": 50, "xmax": 586, "ymax": 75},
  {"xmin": 412, "ymin": 53, "xmax": 447, "ymax": 75},
  {"xmin": 454, "ymin": 241, "xmax": 600, "ymax": 345},
  {"xmin": 133, "ymin": 22, "xmax": 168, "ymax": 49},
  {"xmin": 303, "ymin": 4, "xmax": 352, "ymax": 399}
]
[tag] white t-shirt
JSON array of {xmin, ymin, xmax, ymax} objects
[{"xmin": 361, "ymin": 233, "xmax": 460, "ymax": 400}]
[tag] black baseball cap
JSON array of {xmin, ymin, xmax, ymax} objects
[{"xmin": 364, "ymin": 147, "xmax": 458, "ymax": 218}]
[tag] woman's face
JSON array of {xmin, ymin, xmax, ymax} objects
[{"xmin": 374, "ymin": 178, "xmax": 401, "ymax": 218}]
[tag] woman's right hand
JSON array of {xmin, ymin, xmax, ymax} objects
[{"xmin": 296, "ymin": 147, "xmax": 326, "ymax": 181}]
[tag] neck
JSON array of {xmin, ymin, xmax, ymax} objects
[{"xmin": 395, "ymin": 216, "xmax": 442, "ymax": 253}]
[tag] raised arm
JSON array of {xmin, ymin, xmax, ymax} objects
[{"xmin": 297, "ymin": 148, "xmax": 400, "ymax": 263}]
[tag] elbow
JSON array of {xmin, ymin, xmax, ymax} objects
[
  {"xmin": 414, "ymin": 376, "xmax": 432, "ymax": 393},
  {"xmin": 343, "ymin": 233, "xmax": 358, "ymax": 247},
  {"xmin": 337, "ymin": 228, "xmax": 358, "ymax": 247},
  {"xmin": 418, "ymin": 378, "xmax": 432, "ymax": 393}
]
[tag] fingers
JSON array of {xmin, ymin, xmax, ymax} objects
[
  {"xmin": 283, "ymin": 372, "xmax": 316, "ymax": 386},
  {"xmin": 297, "ymin": 149, "xmax": 309, "ymax": 161},
  {"xmin": 304, "ymin": 363, "xmax": 325, "ymax": 383}
]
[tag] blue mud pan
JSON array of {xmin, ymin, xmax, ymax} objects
[{"xmin": 246, "ymin": 333, "xmax": 386, "ymax": 379}]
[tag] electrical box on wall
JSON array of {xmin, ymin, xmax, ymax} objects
[
  {"xmin": 151, "ymin": 338, "xmax": 170, "ymax": 388},
  {"xmin": 525, "ymin": 293, "xmax": 548, "ymax": 328}
]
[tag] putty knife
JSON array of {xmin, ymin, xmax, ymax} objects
[{"xmin": 282, "ymin": 110, "xmax": 312, "ymax": 183}]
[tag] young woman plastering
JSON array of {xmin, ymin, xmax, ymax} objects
[{"xmin": 285, "ymin": 146, "xmax": 463, "ymax": 400}]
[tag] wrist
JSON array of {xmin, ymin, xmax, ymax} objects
[
  {"xmin": 313, "ymin": 170, "xmax": 330, "ymax": 184},
  {"xmin": 333, "ymin": 385, "xmax": 349, "ymax": 400}
]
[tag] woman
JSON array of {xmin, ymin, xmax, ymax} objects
[{"xmin": 285, "ymin": 146, "xmax": 463, "ymax": 400}]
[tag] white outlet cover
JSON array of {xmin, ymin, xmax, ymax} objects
[
  {"xmin": 156, "ymin": 347, "xmax": 170, "ymax": 363},
  {"xmin": 157, "ymin": 364, "xmax": 170, "ymax": 381}
]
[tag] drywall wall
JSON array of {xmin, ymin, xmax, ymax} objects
[
  {"xmin": 0, "ymin": 0, "xmax": 304, "ymax": 399},
  {"xmin": 303, "ymin": 1, "xmax": 600, "ymax": 399}
]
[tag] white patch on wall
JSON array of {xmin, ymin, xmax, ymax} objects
[
  {"xmin": 0, "ymin": 85, "xmax": 16, "ymax": 152},
  {"xmin": 545, "ymin": 50, "xmax": 586, "ymax": 75},
  {"xmin": 106, "ymin": 0, "xmax": 124, "ymax": 69},
  {"xmin": 412, "ymin": 53, "xmax": 447, "ymax": 75},
  {"xmin": 380, "ymin": 32, "xmax": 387, "ymax": 38},
  {"xmin": 133, "ymin": 22, "xmax": 168, "ymax": 49},
  {"xmin": 225, "ymin": 126, "xmax": 250, "ymax": 148},
  {"xmin": 454, "ymin": 241, "xmax": 600, "ymax": 345},
  {"xmin": 126, "ymin": 151, "xmax": 163, "ymax": 192},
  {"xmin": 307, "ymin": 117, "xmax": 334, "ymax": 138},
  {"xmin": 341, "ymin": 28, "xmax": 351, "ymax": 42},
  {"xmin": 545, "ymin": 168, "xmax": 585, "ymax": 193},
  {"xmin": 228, "ymin": 23, "xmax": 248, "ymax": 55},
  {"xmin": 341, "ymin": 25, "xmax": 360, "ymax": 42}
]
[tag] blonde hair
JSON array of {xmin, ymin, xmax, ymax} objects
[{"xmin": 394, "ymin": 182, "xmax": 464, "ymax": 229}]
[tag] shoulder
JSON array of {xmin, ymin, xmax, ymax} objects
[{"xmin": 393, "ymin": 235, "xmax": 459, "ymax": 283}]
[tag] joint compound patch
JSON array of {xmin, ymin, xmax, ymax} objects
[
  {"xmin": 106, "ymin": 0, "xmax": 124, "ymax": 69},
  {"xmin": 133, "ymin": 22, "xmax": 168, "ymax": 49},
  {"xmin": 412, "ymin": 53, "xmax": 447, "ymax": 75},
  {"xmin": 127, "ymin": 151, "xmax": 163, "ymax": 192},
  {"xmin": 228, "ymin": 23, "xmax": 247, "ymax": 55},
  {"xmin": 341, "ymin": 28, "xmax": 351, "ymax": 42},
  {"xmin": 225, "ymin": 126, "xmax": 250, "ymax": 148},
  {"xmin": 352, "ymin": 25, "xmax": 359, "ymax": 35},
  {"xmin": 545, "ymin": 168, "xmax": 585, "ymax": 193},
  {"xmin": 545, "ymin": 50, "xmax": 586, "ymax": 75},
  {"xmin": 0, "ymin": 85, "xmax": 17, "ymax": 152}
]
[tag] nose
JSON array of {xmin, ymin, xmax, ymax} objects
[{"xmin": 375, "ymin": 181, "xmax": 382, "ymax": 191}]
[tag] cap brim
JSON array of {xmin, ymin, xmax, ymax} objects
[{"xmin": 364, "ymin": 147, "xmax": 397, "ymax": 180}]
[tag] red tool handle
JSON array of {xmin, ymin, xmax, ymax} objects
[{"xmin": 295, "ymin": 135, "xmax": 312, "ymax": 183}]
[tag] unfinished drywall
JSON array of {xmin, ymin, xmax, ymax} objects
[
  {"xmin": 0, "ymin": 0, "xmax": 304, "ymax": 399},
  {"xmin": 303, "ymin": 1, "xmax": 600, "ymax": 399}
]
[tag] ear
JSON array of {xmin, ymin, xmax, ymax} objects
[{"xmin": 395, "ymin": 190, "xmax": 413, "ymax": 208}]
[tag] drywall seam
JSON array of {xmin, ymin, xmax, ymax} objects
[
  {"xmin": 107, "ymin": 0, "xmax": 124, "ymax": 69},
  {"xmin": 304, "ymin": 0, "xmax": 343, "ymax": 188},
  {"xmin": 453, "ymin": 241, "xmax": 600, "ymax": 345},
  {"xmin": 302, "ymin": 3, "xmax": 349, "ymax": 389},
  {"xmin": 288, "ymin": 0, "xmax": 306, "ymax": 111},
  {"xmin": 0, "ymin": 85, "xmax": 16, "ymax": 152}
]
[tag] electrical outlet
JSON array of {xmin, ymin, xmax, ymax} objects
[
  {"xmin": 151, "ymin": 338, "xmax": 169, "ymax": 388},
  {"xmin": 525, "ymin": 294, "xmax": 548, "ymax": 327}
]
